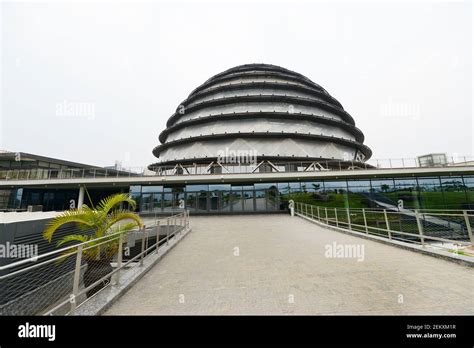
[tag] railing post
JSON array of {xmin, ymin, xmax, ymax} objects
[
  {"xmin": 362, "ymin": 208, "xmax": 368, "ymax": 234},
  {"xmin": 463, "ymin": 210, "xmax": 474, "ymax": 245},
  {"xmin": 174, "ymin": 215, "xmax": 177, "ymax": 235},
  {"xmin": 317, "ymin": 206, "xmax": 320, "ymax": 221},
  {"xmin": 166, "ymin": 217, "xmax": 170, "ymax": 245},
  {"xmin": 140, "ymin": 227, "xmax": 146, "ymax": 266},
  {"xmin": 324, "ymin": 207, "xmax": 328, "ymax": 224},
  {"xmin": 156, "ymin": 220, "xmax": 161, "ymax": 254},
  {"xmin": 384, "ymin": 209, "xmax": 391, "ymax": 239},
  {"xmin": 70, "ymin": 244, "xmax": 83, "ymax": 314},
  {"xmin": 305, "ymin": 203, "xmax": 308, "ymax": 216},
  {"xmin": 346, "ymin": 208, "xmax": 351, "ymax": 230},
  {"xmin": 334, "ymin": 208, "xmax": 338, "ymax": 227},
  {"xmin": 116, "ymin": 233, "xmax": 123, "ymax": 283},
  {"xmin": 310, "ymin": 205, "xmax": 313, "ymax": 219},
  {"xmin": 415, "ymin": 210, "xmax": 425, "ymax": 246}
]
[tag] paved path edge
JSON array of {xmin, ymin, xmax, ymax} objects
[
  {"xmin": 296, "ymin": 213, "xmax": 474, "ymax": 267},
  {"xmin": 74, "ymin": 227, "xmax": 193, "ymax": 316}
]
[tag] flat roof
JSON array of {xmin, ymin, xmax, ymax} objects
[
  {"xmin": 0, "ymin": 151, "xmax": 136, "ymax": 176},
  {"xmin": 0, "ymin": 151, "xmax": 102, "ymax": 169},
  {"xmin": 1, "ymin": 165, "xmax": 473, "ymax": 189},
  {"xmin": 0, "ymin": 211, "xmax": 62, "ymax": 224}
]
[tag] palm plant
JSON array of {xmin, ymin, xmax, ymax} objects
[{"xmin": 43, "ymin": 193, "xmax": 144, "ymax": 297}]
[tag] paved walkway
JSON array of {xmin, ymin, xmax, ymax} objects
[{"xmin": 105, "ymin": 215, "xmax": 473, "ymax": 315}]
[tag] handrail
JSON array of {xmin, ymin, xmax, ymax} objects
[
  {"xmin": 1, "ymin": 155, "xmax": 473, "ymax": 180},
  {"xmin": 292, "ymin": 202, "xmax": 474, "ymax": 249},
  {"xmin": 0, "ymin": 210, "xmax": 191, "ymax": 316},
  {"xmin": 0, "ymin": 211, "xmax": 187, "ymax": 272}
]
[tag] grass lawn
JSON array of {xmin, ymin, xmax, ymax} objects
[
  {"xmin": 383, "ymin": 191, "xmax": 472, "ymax": 210},
  {"xmin": 283, "ymin": 192, "xmax": 370, "ymax": 208}
]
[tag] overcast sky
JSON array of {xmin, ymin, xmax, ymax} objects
[{"xmin": 1, "ymin": 0, "xmax": 472, "ymax": 169}]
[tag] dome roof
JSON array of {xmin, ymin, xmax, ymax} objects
[{"xmin": 150, "ymin": 63, "xmax": 371, "ymax": 171}]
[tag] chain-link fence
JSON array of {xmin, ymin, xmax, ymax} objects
[
  {"xmin": 294, "ymin": 202, "xmax": 473, "ymax": 250},
  {"xmin": 0, "ymin": 211, "xmax": 190, "ymax": 316}
]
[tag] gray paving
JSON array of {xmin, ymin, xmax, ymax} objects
[{"xmin": 105, "ymin": 215, "xmax": 473, "ymax": 315}]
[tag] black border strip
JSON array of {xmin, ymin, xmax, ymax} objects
[{"xmin": 0, "ymin": 315, "xmax": 471, "ymax": 346}]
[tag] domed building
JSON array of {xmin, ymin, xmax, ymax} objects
[
  {"xmin": 149, "ymin": 64, "xmax": 372, "ymax": 174},
  {"xmin": 2, "ymin": 64, "xmax": 472, "ymax": 217}
]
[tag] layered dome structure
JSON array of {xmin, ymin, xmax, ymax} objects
[{"xmin": 149, "ymin": 64, "xmax": 372, "ymax": 173}]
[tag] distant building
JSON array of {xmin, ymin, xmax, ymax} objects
[
  {"xmin": 0, "ymin": 151, "xmax": 136, "ymax": 210},
  {"xmin": 417, "ymin": 153, "xmax": 447, "ymax": 167}
]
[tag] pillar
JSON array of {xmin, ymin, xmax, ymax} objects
[{"xmin": 78, "ymin": 186, "xmax": 85, "ymax": 208}]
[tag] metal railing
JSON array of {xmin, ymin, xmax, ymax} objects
[
  {"xmin": 294, "ymin": 202, "xmax": 474, "ymax": 250},
  {"xmin": 0, "ymin": 210, "xmax": 190, "ymax": 316},
  {"xmin": 1, "ymin": 156, "xmax": 473, "ymax": 181},
  {"xmin": 0, "ymin": 167, "xmax": 146, "ymax": 181}
]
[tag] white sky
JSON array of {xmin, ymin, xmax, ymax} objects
[{"xmin": 1, "ymin": 0, "xmax": 472, "ymax": 169}]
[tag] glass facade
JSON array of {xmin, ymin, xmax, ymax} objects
[
  {"xmin": 5, "ymin": 174, "xmax": 474, "ymax": 212},
  {"xmin": 9, "ymin": 187, "xmax": 123, "ymax": 211},
  {"xmin": 128, "ymin": 174, "xmax": 474, "ymax": 213}
]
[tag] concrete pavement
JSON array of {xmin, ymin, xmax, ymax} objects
[{"xmin": 105, "ymin": 215, "xmax": 473, "ymax": 315}]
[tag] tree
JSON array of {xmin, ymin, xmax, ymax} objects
[{"xmin": 43, "ymin": 193, "xmax": 144, "ymax": 297}]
